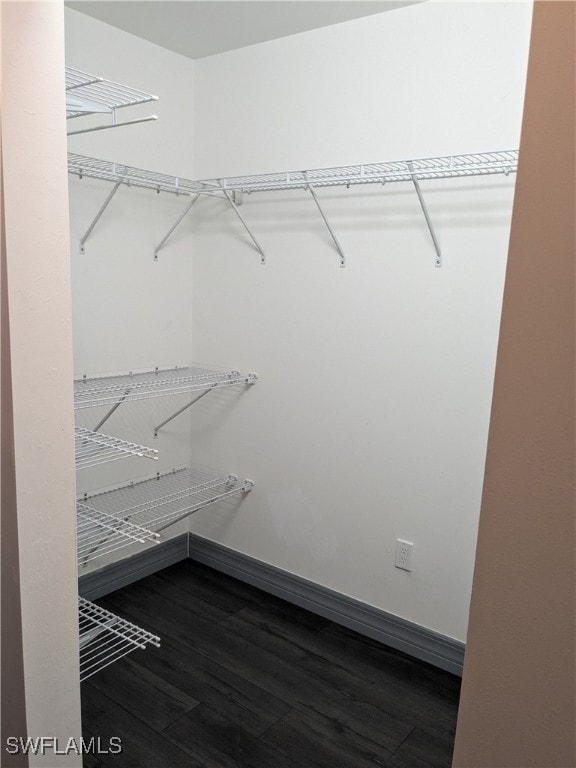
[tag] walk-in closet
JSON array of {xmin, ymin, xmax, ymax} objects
[{"xmin": 3, "ymin": 1, "xmax": 575, "ymax": 767}]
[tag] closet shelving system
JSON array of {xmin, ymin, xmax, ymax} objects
[
  {"xmin": 78, "ymin": 597, "xmax": 160, "ymax": 682},
  {"xmin": 65, "ymin": 65, "xmax": 158, "ymax": 137},
  {"xmin": 69, "ymin": 68, "xmax": 256, "ymax": 680},
  {"xmin": 73, "ymin": 365, "xmax": 256, "ymax": 677},
  {"xmin": 68, "ymin": 148, "xmax": 519, "ymax": 267},
  {"xmin": 75, "ymin": 427, "xmax": 158, "ymax": 470}
]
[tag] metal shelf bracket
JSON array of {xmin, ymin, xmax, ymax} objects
[
  {"xmin": 153, "ymin": 389, "xmax": 211, "ymax": 437},
  {"xmin": 408, "ymin": 162, "xmax": 442, "ymax": 268},
  {"xmin": 154, "ymin": 194, "xmax": 200, "ymax": 260},
  {"xmin": 153, "ymin": 371, "xmax": 257, "ymax": 437},
  {"xmin": 305, "ymin": 173, "xmax": 346, "ymax": 268},
  {"xmin": 79, "ymin": 178, "xmax": 123, "ymax": 254},
  {"xmin": 219, "ymin": 182, "xmax": 266, "ymax": 264}
]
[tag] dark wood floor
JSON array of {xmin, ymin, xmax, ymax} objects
[{"xmin": 82, "ymin": 560, "xmax": 461, "ymax": 768}]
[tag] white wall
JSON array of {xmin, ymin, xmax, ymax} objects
[
  {"xmin": 188, "ymin": 0, "xmax": 533, "ymax": 641},
  {"xmin": 65, "ymin": 9, "xmax": 198, "ymax": 568}
]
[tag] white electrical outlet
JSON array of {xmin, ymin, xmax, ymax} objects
[{"xmin": 395, "ymin": 539, "xmax": 414, "ymax": 571}]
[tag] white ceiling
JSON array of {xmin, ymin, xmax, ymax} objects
[{"xmin": 66, "ymin": 1, "xmax": 424, "ymax": 60}]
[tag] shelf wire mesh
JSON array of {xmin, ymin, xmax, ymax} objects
[
  {"xmin": 78, "ymin": 597, "xmax": 160, "ymax": 681},
  {"xmin": 68, "ymin": 153, "xmax": 219, "ymax": 197},
  {"xmin": 77, "ymin": 502, "xmax": 160, "ymax": 565},
  {"xmin": 81, "ymin": 466, "xmax": 253, "ymax": 534},
  {"xmin": 68, "ymin": 150, "xmax": 518, "ymax": 198},
  {"xmin": 75, "ymin": 426, "xmax": 158, "ymax": 470},
  {"xmin": 74, "ymin": 365, "xmax": 250, "ymax": 410},
  {"xmin": 211, "ymin": 150, "xmax": 519, "ymax": 192},
  {"xmin": 65, "ymin": 66, "xmax": 158, "ymax": 119}
]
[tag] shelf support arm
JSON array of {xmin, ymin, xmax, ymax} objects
[
  {"xmin": 153, "ymin": 194, "xmax": 200, "ymax": 261},
  {"xmin": 79, "ymin": 179, "xmax": 123, "ymax": 254},
  {"xmin": 153, "ymin": 389, "xmax": 211, "ymax": 437},
  {"xmin": 92, "ymin": 389, "xmax": 131, "ymax": 432},
  {"xmin": 305, "ymin": 175, "xmax": 346, "ymax": 268},
  {"xmin": 219, "ymin": 183, "xmax": 266, "ymax": 264},
  {"xmin": 409, "ymin": 163, "xmax": 442, "ymax": 268},
  {"xmin": 152, "ymin": 477, "xmax": 254, "ymax": 533}
]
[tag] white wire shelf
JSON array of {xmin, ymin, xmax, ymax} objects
[
  {"xmin": 78, "ymin": 597, "xmax": 160, "ymax": 681},
  {"xmin": 77, "ymin": 502, "xmax": 160, "ymax": 565},
  {"xmin": 68, "ymin": 148, "xmax": 518, "ymax": 266},
  {"xmin": 66, "ymin": 66, "xmax": 158, "ymax": 119},
  {"xmin": 68, "ymin": 153, "xmax": 219, "ymax": 197},
  {"xmin": 74, "ymin": 365, "xmax": 256, "ymax": 410},
  {"xmin": 75, "ymin": 427, "xmax": 158, "ymax": 470},
  {"xmin": 81, "ymin": 466, "xmax": 254, "ymax": 534},
  {"xmin": 68, "ymin": 149, "xmax": 517, "ymax": 195},
  {"xmin": 210, "ymin": 150, "xmax": 518, "ymax": 193}
]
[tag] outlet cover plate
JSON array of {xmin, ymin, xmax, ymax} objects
[{"xmin": 395, "ymin": 539, "xmax": 414, "ymax": 571}]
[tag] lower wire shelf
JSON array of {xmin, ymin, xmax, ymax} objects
[
  {"xmin": 77, "ymin": 466, "xmax": 254, "ymax": 564},
  {"xmin": 75, "ymin": 426, "xmax": 158, "ymax": 470},
  {"xmin": 78, "ymin": 597, "xmax": 160, "ymax": 682}
]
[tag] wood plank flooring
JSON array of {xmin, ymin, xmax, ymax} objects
[{"xmin": 82, "ymin": 560, "xmax": 461, "ymax": 768}]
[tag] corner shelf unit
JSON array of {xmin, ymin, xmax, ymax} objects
[
  {"xmin": 68, "ymin": 149, "xmax": 518, "ymax": 266},
  {"xmin": 78, "ymin": 597, "xmax": 160, "ymax": 681},
  {"xmin": 75, "ymin": 426, "xmax": 158, "ymax": 470},
  {"xmin": 65, "ymin": 66, "xmax": 158, "ymax": 136}
]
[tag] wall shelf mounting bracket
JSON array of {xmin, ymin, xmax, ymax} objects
[
  {"xmin": 305, "ymin": 174, "xmax": 346, "ymax": 268},
  {"xmin": 408, "ymin": 162, "xmax": 442, "ymax": 268},
  {"xmin": 153, "ymin": 389, "xmax": 211, "ymax": 437},
  {"xmin": 92, "ymin": 387, "xmax": 132, "ymax": 432},
  {"xmin": 154, "ymin": 194, "xmax": 200, "ymax": 260},
  {"xmin": 219, "ymin": 182, "xmax": 266, "ymax": 264},
  {"xmin": 153, "ymin": 371, "xmax": 256, "ymax": 436},
  {"xmin": 79, "ymin": 178, "xmax": 123, "ymax": 254}
]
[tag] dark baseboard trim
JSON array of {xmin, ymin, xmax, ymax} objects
[
  {"xmin": 77, "ymin": 531, "xmax": 464, "ymax": 675},
  {"xmin": 79, "ymin": 534, "xmax": 189, "ymax": 600},
  {"xmin": 187, "ymin": 534, "xmax": 465, "ymax": 676}
]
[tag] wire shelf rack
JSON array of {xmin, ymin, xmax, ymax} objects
[
  {"xmin": 81, "ymin": 466, "xmax": 254, "ymax": 534},
  {"xmin": 69, "ymin": 150, "xmax": 517, "ymax": 195},
  {"xmin": 75, "ymin": 427, "xmax": 158, "ymax": 470},
  {"xmin": 78, "ymin": 597, "xmax": 160, "ymax": 681},
  {"xmin": 77, "ymin": 502, "xmax": 160, "ymax": 565},
  {"xmin": 66, "ymin": 66, "xmax": 158, "ymax": 119},
  {"xmin": 68, "ymin": 153, "xmax": 219, "ymax": 197},
  {"xmin": 74, "ymin": 365, "xmax": 255, "ymax": 410},
  {"xmin": 210, "ymin": 150, "xmax": 519, "ymax": 193}
]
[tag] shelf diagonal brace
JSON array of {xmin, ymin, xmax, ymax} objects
[
  {"xmin": 153, "ymin": 389, "xmax": 211, "ymax": 437},
  {"xmin": 92, "ymin": 388, "xmax": 132, "ymax": 432},
  {"xmin": 218, "ymin": 183, "xmax": 266, "ymax": 264},
  {"xmin": 408, "ymin": 163, "xmax": 442, "ymax": 268},
  {"xmin": 79, "ymin": 178, "xmax": 123, "ymax": 254},
  {"xmin": 305, "ymin": 174, "xmax": 346, "ymax": 268},
  {"xmin": 154, "ymin": 194, "xmax": 200, "ymax": 261},
  {"xmin": 153, "ymin": 477, "xmax": 254, "ymax": 533}
]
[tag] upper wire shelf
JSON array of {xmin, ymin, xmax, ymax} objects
[
  {"xmin": 81, "ymin": 466, "xmax": 254, "ymax": 534},
  {"xmin": 74, "ymin": 365, "xmax": 256, "ymax": 410},
  {"xmin": 68, "ymin": 153, "xmax": 219, "ymax": 197},
  {"xmin": 66, "ymin": 66, "xmax": 158, "ymax": 118},
  {"xmin": 78, "ymin": 597, "xmax": 160, "ymax": 681},
  {"xmin": 68, "ymin": 150, "xmax": 517, "ymax": 195},
  {"xmin": 210, "ymin": 150, "xmax": 518, "ymax": 193},
  {"xmin": 75, "ymin": 426, "xmax": 158, "ymax": 470},
  {"xmin": 68, "ymin": 148, "xmax": 518, "ymax": 267}
]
